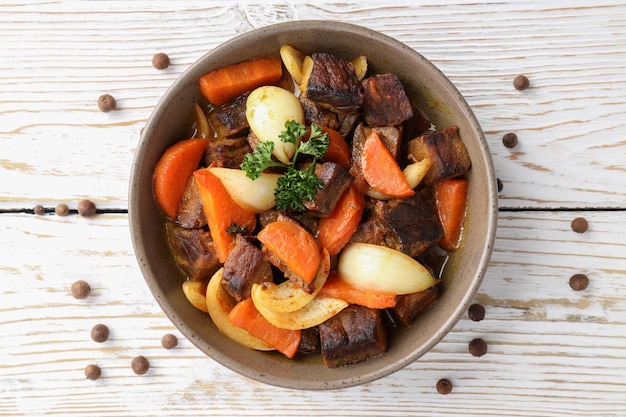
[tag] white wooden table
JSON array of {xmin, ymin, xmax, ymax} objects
[{"xmin": 2, "ymin": 1, "xmax": 626, "ymax": 416}]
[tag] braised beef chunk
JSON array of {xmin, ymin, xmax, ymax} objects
[
  {"xmin": 319, "ymin": 305, "xmax": 388, "ymax": 368},
  {"xmin": 222, "ymin": 235, "xmax": 273, "ymax": 302},
  {"xmin": 349, "ymin": 123, "xmax": 404, "ymax": 194},
  {"xmin": 306, "ymin": 52, "xmax": 363, "ymax": 113},
  {"xmin": 300, "ymin": 91, "xmax": 360, "ymax": 137},
  {"xmin": 204, "ymin": 136, "xmax": 252, "ymax": 168},
  {"xmin": 376, "ymin": 188, "xmax": 444, "ymax": 257},
  {"xmin": 216, "ymin": 93, "xmax": 250, "ymax": 137},
  {"xmin": 351, "ymin": 188, "xmax": 443, "ymax": 257},
  {"xmin": 393, "ymin": 285, "xmax": 439, "ymax": 326},
  {"xmin": 177, "ymin": 176, "xmax": 207, "ymax": 229},
  {"xmin": 298, "ymin": 327, "xmax": 321, "ymax": 355},
  {"xmin": 304, "ymin": 162, "xmax": 353, "ymax": 217},
  {"xmin": 166, "ymin": 222, "xmax": 221, "ymax": 282},
  {"xmin": 406, "ymin": 126, "xmax": 471, "ymax": 185},
  {"xmin": 361, "ymin": 74, "xmax": 413, "ymax": 126}
]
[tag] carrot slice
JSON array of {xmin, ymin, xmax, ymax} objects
[
  {"xmin": 193, "ymin": 168, "xmax": 256, "ymax": 263},
  {"xmin": 257, "ymin": 221, "xmax": 321, "ymax": 285},
  {"xmin": 199, "ymin": 58, "xmax": 283, "ymax": 106},
  {"xmin": 318, "ymin": 272, "xmax": 397, "ymax": 309},
  {"xmin": 361, "ymin": 130, "xmax": 415, "ymax": 198},
  {"xmin": 317, "ymin": 184, "xmax": 364, "ymax": 256},
  {"xmin": 153, "ymin": 138, "xmax": 208, "ymax": 219},
  {"xmin": 321, "ymin": 127, "xmax": 351, "ymax": 169},
  {"xmin": 435, "ymin": 178, "xmax": 468, "ymax": 251},
  {"xmin": 228, "ymin": 297, "xmax": 301, "ymax": 358}
]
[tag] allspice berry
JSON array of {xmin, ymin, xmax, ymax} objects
[
  {"xmin": 571, "ymin": 217, "xmax": 588, "ymax": 233},
  {"xmin": 513, "ymin": 74, "xmax": 530, "ymax": 90},
  {"xmin": 569, "ymin": 274, "xmax": 589, "ymax": 291},
  {"xmin": 77, "ymin": 199, "xmax": 97, "ymax": 217},
  {"xmin": 97, "ymin": 94, "xmax": 116, "ymax": 112},
  {"xmin": 91, "ymin": 324, "xmax": 110, "ymax": 343},
  {"xmin": 502, "ymin": 132, "xmax": 518, "ymax": 148},
  {"xmin": 71, "ymin": 280, "xmax": 91, "ymax": 299},
  {"xmin": 436, "ymin": 378, "xmax": 453, "ymax": 395},
  {"xmin": 161, "ymin": 333, "xmax": 178, "ymax": 349},
  {"xmin": 152, "ymin": 52, "xmax": 170, "ymax": 70},
  {"xmin": 55, "ymin": 203, "xmax": 69, "ymax": 216},
  {"xmin": 468, "ymin": 303, "xmax": 485, "ymax": 322},
  {"xmin": 497, "ymin": 178, "xmax": 503, "ymax": 192},
  {"xmin": 84, "ymin": 364, "xmax": 102, "ymax": 380},
  {"xmin": 468, "ymin": 338, "xmax": 488, "ymax": 357},
  {"xmin": 131, "ymin": 355, "xmax": 150, "ymax": 375},
  {"xmin": 33, "ymin": 204, "xmax": 45, "ymax": 215}
]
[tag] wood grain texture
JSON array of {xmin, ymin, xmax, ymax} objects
[
  {"xmin": 0, "ymin": 1, "xmax": 624, "ymax": 210},
  {"xmin": 1, "ymin": 210, "xmax": 625, "ymax": 416}
]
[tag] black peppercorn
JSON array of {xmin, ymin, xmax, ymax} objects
[
  {"xmin": 91, "ymin": 324, "xmax": 109, "ymax": 343},
  {"xmin": 33, "ymin": 204, "xmax": 45, "ymax": 215},
  {"xmin": 502, "ymin": 132, "xmax": 518, "ymax": 148},
  {"xmin": 152, "ymin": 52, "xmax": 170, "ymax": 70},
  {"xmin": 513, "ymin": 74, "xmax": 530, "ymax": 90},
  {"xmin": 97, "ymin": 94, "xmax": 116, "ymax": 112},
  {"xmin": 436, "ymin": 378, "xmax": 453, "ymax": 395},
  {"xmin": 71, "ymin": 280, "xmax": 91, "ymax": 299},
  {"xmin": 161, "ymin": 333, "xmax": 178, "ymax": 349},
  {"xmin": 84, "ymin": 364, "xmax": 101, "ymax": 380},
  {"xmin": 55, "ymin": 203, "xmax": 69, "ymax": 216},
  {"xmin": 497, "ymin": 178, "xmax": 503, "ymax": 192},
  {"xmin": 571, "ymin": 217, "xmax": 588, "ymax": 233},
  {"xmin": 468, "ymin": 338, "xmax": 488, "ymax": 357},
  {"xmin": 468, "ymin": 303, "xmax": 485, "ymax": 322},
  {"xmin": 569, "ymin": 274, "xmax": 589, "ymax": 291},
  {"xmin": 131, "ymin": 355, "xmax": 150, "ymax": 375},
  {"xmin": 77, "ymin": 199, "xmax": 97, "ymax": 217}
]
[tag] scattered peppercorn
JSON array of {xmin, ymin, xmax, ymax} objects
[
  {"xmin": 161, "ymin": 333, "xmax": 178, "ymax": 350},
  {"xmin": 77, "ymin": 199, "xmax": 97, "ymax": 217},
  {"xmin": 91, "ymin": 324, "xmax": 110, "ymax": 343},
  {"xmin": 84, "ymin": 364, "xmax": 102, "ymax": 380},
  {"xmin": 55, "ymin": 203, "xmax": 69, "ymax": 216},
  {"xmin": 502, "ymin": 132, "xmax": 518, "ymax": 148},
  {"xmin": 569, "ymin": 273, "xmax": 589, "ymax": 291},
  {"xmin": 97, "ymin": 94, "xmax": 116, "ymax": 112},
  {"xmin": 468, "ymin": 338, "xmax": 488, "ymax": 357},
  {"xmin": 513, "ymin": 74, "xmax": 530, "ymax": 90},
  {"xmin": 71, "ymin": 280, "xmax": 91, "ymax": 299},
  {"xmin": 571, "ymin": 217, "xmax": 588, "ymax": 233},
  {"xmin": 497, "ymin": 178, "xmax": 503, "ymax": 192},
  {"xmin": 468, "ymin": 303, "xmax": 485, "ymax": 322},
  {"xmin": 33, "ymin": 204, "xmax": 45, "ymax": 215},
  {"xmin": 131, "ymin": 355, "xmax": 150, "ymax": 375},
  {"xmin": 152, "ymin": 52, "xmax": 170, "ymax": 70},
  {"xmin": 436, "ymin": 378, "xmax": 453, "ymax": 395}
]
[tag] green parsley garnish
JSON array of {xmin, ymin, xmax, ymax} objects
[{"xmin": 240, "ymin": 120, "xmax": 329, "ymax": 211}]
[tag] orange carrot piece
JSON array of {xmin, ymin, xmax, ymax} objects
[
  {"xmin": 153, "ymin": 138, "xmax": 208, "ymax": 219},
  {"xmin": 361, "ymin": 130, "xmax": 415, "ymax": 198},
  {"xmin": 199, "ymin": 58, "xmax": 283, "ymax": 106},
  {"xmin": 317, "ymin": 184, "xmax": 364, "ymax": 256},
  {"xmin": 193, "ymin": 169, "xmax": 256, "ymax": 263},
  {"xmin": 435, "ymin": 178, "xmax": 468, "ymax": 251},
  {"xmin": 257, "ymin": 221, "xmax": 321, "ymax": 285},
  {"xmin": 228, "ymin": 297, "xmax": 301, "ymax": 358},
  {"xmin": 321, "ymin": 127, "xmax": 351, "ymax": 169},
  {"xmin": 319, "ymin": 273, "xmax": 397, "ymax": 309}
]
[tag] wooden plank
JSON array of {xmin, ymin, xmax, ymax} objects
[
  {"xmin": 1, "ymin": 1, "xmax": 625, "ymax": 210},
  {"xmin": 1, "ymin": 210, "xmax": 625, "ymax": 416}
]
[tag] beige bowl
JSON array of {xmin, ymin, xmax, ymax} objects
[{"xmin": 129, "ymin": 21, "xmax": 497, "ymax": 390}]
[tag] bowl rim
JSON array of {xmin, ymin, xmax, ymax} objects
[{"xmin": 129, "ymin": 19, "xmax": 498, "ymax": 390}]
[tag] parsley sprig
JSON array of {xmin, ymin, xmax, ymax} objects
[{"xmin": 241, "ymin": 120, "xmax": 329, "ymax": 211}]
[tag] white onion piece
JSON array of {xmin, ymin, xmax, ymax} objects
[
  {"xmin": 246, "ymin": 86, "xmax": 304, "ymax": 164},
  {"xmin": 337, "ymin": 243, "xmax": 438, "ymax": 295},
  {"xmin": 208, "ymin": 167, "xmax": 279, "ymax": 213}
]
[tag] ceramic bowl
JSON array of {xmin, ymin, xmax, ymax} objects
[{"xmin": 129, "ymin": 20, "xmax": 497, "ymax": 390}]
